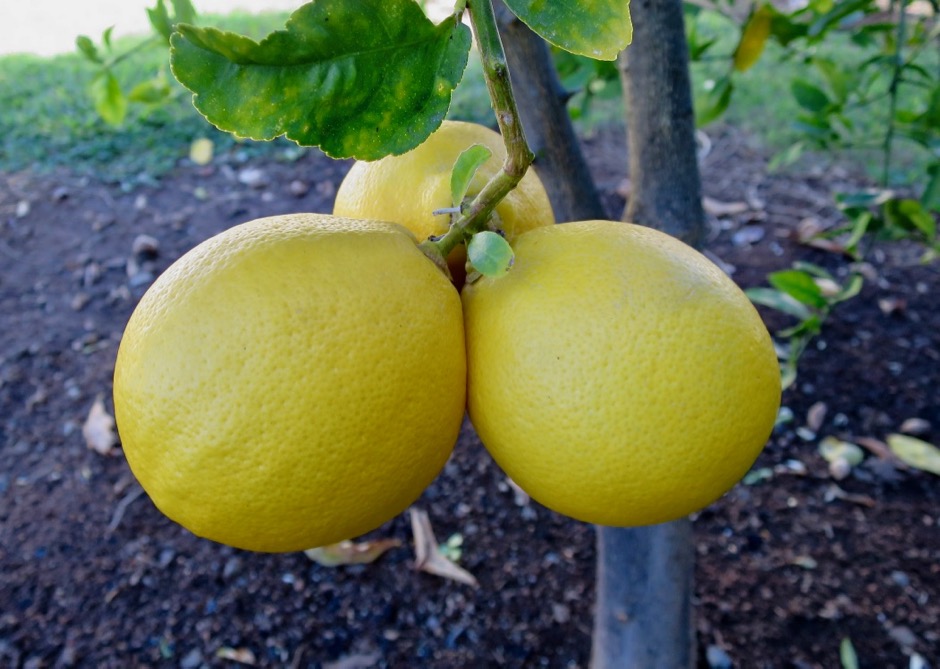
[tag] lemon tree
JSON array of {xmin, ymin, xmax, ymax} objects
[
  {"xmin": 111, "ymin": 0, "xmax": 781, "ymax": 545},
  {"xmin": 105, "ymin": 1, "xmax": 787, "ymax": 665},
  {"xmin": 111, "ymin": 0, "xmax": 782, "ymax": 602}
]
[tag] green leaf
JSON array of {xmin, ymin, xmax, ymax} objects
[
  {"xmin": 778, "ymin": 315, "xmax": 822, "ymax": 338},
  {"xmin": 813, "ymin": 57, "xmax": 856, "ymax": 104},
  {"xmin": 843, "ymin": 210, "xmax": 874, "ymax": 255},
  {"xmin": 128, "ymin": 76, "xmax": 172, "ymax": 104},
  {"xmin": 887, "ymin": 434, "xmax": 940, "ymax": 476},
  {"xmin": 884, "ymin": 198, "xmax": 936, "ymax": 241},
  {"xmin": 768, "ymin": 141, "xmax": 805, "ymax": 172},
  {"xmin": 90, "ymin": 71, "xmax": 127, "ymax": 126},
  {"xmin": 502, "ymin": 0, "xmax": 633, "ymax": 61},
  {"xmin": 450, "ymin": 144, "xmax": 493, "ymax": 210},
  {"xmin": 170, "ymin": 0, "xmax": 197, "ymax": 25},
  {"xmin": 745, "ymin": 287, "xmax": 813, "ymax": 320},
  {"xmin": 780, "ymin": 361, "xmax": 797, "ymax": 390},
  {"xmin": 147, "ymin": 0, "xmax": 174, "ymax": 41},
  {"xmin": 835, "ymin": 189, "xmax": 893, "ymax": 209},
  {"xmin": 76, "ymin": 35, "xmax": 101, "ymax": 63},
  {"xmin": 840, "ymin": 637, "xmax": 859, "ymax": 669},
  {"xmin": 742, "ymin": 467, "xmax": 774, "ymax": 485},
  {"xmin": 102, "ymin": 26, "xmax": 116, "ymax": 51},
  {"xmin": 791, "ymin": 78, "xmax": 830, "ymax": 112},
  {"xmin": 835, "ymin": 274, "xmax": 863, "ymax": 303},
  {"xmin": 808, "ymin": 0, "xmax": 870, "ymax": 39},
  {"xmin": 923, "ymin": 162, "xmax": 940, "ymax": 212},
  {"xmin": 696, "ymin": 76, "xmax": 733, "ymax": 127},
  {"xmin": 768, "ymin": 270, "xmax": 827, "ymax": 308},
  {"xmin": 790, "ymin": 261, "xmax": 832, "ymax": 279},
  {"xmin": 170, "ymin": 0, "xmax": 472, "ymax": 160},
  {"xmin": 768, "ymin": 13, "xmax": 807, "ymax": 46},
  {"xmin": 467, "ymin": 231, "xmax": 514, "ymax": 277}
]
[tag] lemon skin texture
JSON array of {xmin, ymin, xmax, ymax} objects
[
  {"xmin": 333, "ymin": 120, "xmax": 555, "ymax": 277},
  {"xmin": 113, "ymin": 214, "xmax": 466, "ymax": 552},
  {"xmin": 462, "ymin": 220, "xmax": 781, "ymax": 527}
]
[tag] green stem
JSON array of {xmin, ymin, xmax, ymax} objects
[
  {"xmin": 104, "ymin": 34, "xmax": 162, "ymax": 69},
  {"xmin": 881, "ymin": 0, "xmax": 909, "ymax": 186},
  {"xmin": 420, "ymin": 0, "xmax": 535, "ymax": 261}
]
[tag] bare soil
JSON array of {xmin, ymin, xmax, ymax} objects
[{"xmin": 1, "ymin": 126, "xmax": 938, "ymax": 668}]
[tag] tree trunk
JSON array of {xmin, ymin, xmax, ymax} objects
[
  {"xmin": 494, "ymin": 3, "xmax": 607, "ymax": 222},
  {"xmin": 591, "ymin": 522, "xmax": 696, "ymax": 669},
  {"xmin": 620, "ymin": 0, "xmax": 705, "ymax": 247},
  {"xmin": 495, "ymin": 2, "xmax": 703, "ymax": 667}
]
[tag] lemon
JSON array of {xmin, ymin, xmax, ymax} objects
[
  {"xmin": 334, "ymin": 119, "xmax": 555, "ymax": 279},
  {"xmin": 113, "ymin": 214, "xmax": 466, "ymax": 552},
  {"xmin": 462, "ymin": 220, "xmax": 780, "ymax": 526}
]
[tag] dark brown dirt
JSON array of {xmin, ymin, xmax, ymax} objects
[{"xmin": 1, "ymin": 125, "xmax": 938, "ymax": 669}]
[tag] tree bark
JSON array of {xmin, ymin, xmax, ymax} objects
[
  {"xmin": 494, "ymin": 3, "xmax": 607, "ymax": 222},
  {"xmin": 591, "ymin": 522, "xmax": 696, "ymax": 669},
  {"xmin": 495, "ymin": 2, "xmax": 703, "ymax": 667},
  {"xmin": 620, "ymin": 0, "xmax": 705, "ymax": 248}
]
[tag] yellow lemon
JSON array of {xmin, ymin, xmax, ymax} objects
[
  {"xmin": 462, "ymin": 220, "xmax": 780, "ymax": 526},
  {"xmin": 334, "ymin": 119, "xmax": 555, "ymax": 279},
  {"xmin": 113, "ymin": 214, "xmax": 466, "ymax": 552}
]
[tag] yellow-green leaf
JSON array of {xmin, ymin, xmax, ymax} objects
[
  {"xmin": 503, "ymin": 0, "xmax": 632, "ymax": 61},
  {"xmin": 887, "ymin": 434, "xmax": 940, "ymax": 476},
  {"xmin": 170, "ymin": 0, "xmax": 471, "ymax": 160},
  {"xmin": 90, "ymin": 72, "xmax": 127, "ymax": 127},
  {"xmin": 304, "ymin": 538, "xmax": 402, "ymax": 567},
  {"xmin": 734, "ymin": 4, "xmax": 773, "ymax": 72},
  {"xmin": 468, "ymin": 231, "xmax": 515, "ymax": 277}
]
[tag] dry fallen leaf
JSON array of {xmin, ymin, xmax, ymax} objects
[
  {"xmin": 410, "ymin": 508, "xmax": 478, "ymax": 587},
  {"xmin": 506, "ymin": 476, "xmax": 530, "ymax": 507},
  {"xmin": 189, "ymin": 137, "xmax": 214, "ymax": 165},
  {"xmin": 887, "ymin": 434, "xmax": 940, "ymax": 476},
  {"xmin": 899, "ymin": 417, "xmax": 931, "ymax": 436},
  {"xmin": 878, "ymin": 297, "xmax": 907, "ymax": 316},
  {"xmin": 323, "ymin": 650, "xmax": 382, "ymax": 669},
  {"xmin": 304, "ymin": 538, "xmax": 402, "ymax": 567},
  {"xmin": 855, "ymin": 436, "xmax": 899, "ymax": 461},
  {"xmin": 215, "ymin": 647, "xmax": 256, "ymax": 665},
  {"xmin": 790, "ymin": 555, "xmax": 818, "ymax": 570},
  {"xmin": 806, "ymin": 401, "xmax": 828, "ymax": 433},
  {"xmin": 791, "ymin": 218, "xmax": 854, "ymax": 254},
  {"xmin": 131, "ymin": 234, "xmax": 160, "ymax": 257},
  {"xmin": 703, "ymin": 196, "xmax": 750, "ymax": 217},
  {"xmin": 824, "ymin": 484, "xmax": 877, "ymax": 508},
  {"xmin": 82, "ymin": 395, "xmax": 118, "ymax": 456}
]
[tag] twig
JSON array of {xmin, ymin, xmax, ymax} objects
[
  {"xmin": 420, "ymin": 0, "xmax": 534, "ymax": 260},
  {"xmin": 107, "ymin": 484, "xmax": 145, "ymax": 533}
]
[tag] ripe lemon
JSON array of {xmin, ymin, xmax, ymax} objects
[
  {"xmin": 113, "ymin": 214, "xmax": 466, "ymax": 552},
  {"xmin": 333, "ymin": 119, "xmax": 555, "ymax": 279},
  {"xmin": 462, "ymin": 220, "xmax": 781, "ymax": 526}
]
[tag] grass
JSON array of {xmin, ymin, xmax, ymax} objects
[
  {"xmin": 0, "ymin": 11, "xmax": 301, "ymax": 187},
  {"xmin": 0, "ymin": 9, "xmax": 497, "ymax": 188},
  {"xmin": 0, "ymin": 6, "xmax": 935, "ymax": 189}
]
